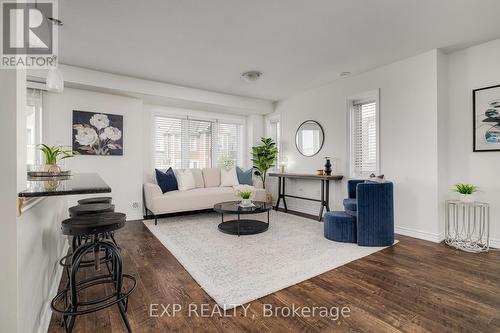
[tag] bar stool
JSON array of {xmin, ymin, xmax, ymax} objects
[
  {"xmin": 52, "ymin": 212, "xmax": 136, "ymax": 333},
  {"xmin": 77, "ymin": 196, "xmax": 112, "ymax": 205}
]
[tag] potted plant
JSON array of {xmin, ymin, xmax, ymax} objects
[
  {"xmin": 252, "ymin": 137, "xmax": 278, "ymax": 203},
  {"xmin": 453, "ymin": 183, "xmax": 478, "ymax": 203},
  {"xmin": 235, "ymin": 185, "xmax": 254, "ymax": 207},
  {"xmin": 37, "ymin": 144, "xmax": 79, "ymax": 173}
]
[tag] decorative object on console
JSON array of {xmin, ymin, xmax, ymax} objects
[
  {"xmin": 36, "ymin": 144, "xmax": 79, "ymax": 174},
  {"xmin": 155, "ymin": 167, "xmax": 178, "ymax": 193},
  {"xmin": 279, "ymin": 156, "xmax": 288, "ymax": 173},
  {"xmin": 473, "ymin": 84, "xmax": 500, "ymax": 152},
  {"xmin": 453, "ymin": 183, "xmax": 478, "ymax": 203},
  {"xmin": 236, "ymin": 167, "xmax": 253, "ymax": 185},
  {"xmin": 219, "ymin": 155, "xmax": 235, "ymax": 169},
  {"xmin": 324, "ymin": 157, "xmax": 332, "ymax": 175},
  {"xmin": 73, "ymin": 110, "xmax": 123, "ymax": 156},
  {"xmin": 252, "ymin": 137, "xmax": 278, "ymax": 189},
  {"xmin": 295, "ymin": 120, "xmax": 324, "ymax": 156},
  {"xmin": 220, "ymin": 167, "xmax": 240, "ymax": 186},
  {"xmin": 316, "ymin": 169, "xmax": 324, "ymax": 176}
]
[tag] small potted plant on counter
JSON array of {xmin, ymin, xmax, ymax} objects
[
  {"xmin": 37, "ymin": 144, "xmax": 79, "ymax": 174},
  {"xmin": 453, "ymin": 183, "xmax": 478, "ymax": 203}
]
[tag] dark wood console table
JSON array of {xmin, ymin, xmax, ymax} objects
[{"xmin": 268, "ymin": 172, "xmax": 343, "ymax": 221}]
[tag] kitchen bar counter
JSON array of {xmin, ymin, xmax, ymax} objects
[{"xmin": 18, "ymin": 173, "xmax": 111, "ymax": 198}]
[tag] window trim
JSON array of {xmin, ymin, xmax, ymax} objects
[
  {"xmin": 346, "ymin": 89, "xmax": 380, "ymax": 178},
  {"xmin": 151, "ymin": 109, "xmax": 245, "ymax": 170}
]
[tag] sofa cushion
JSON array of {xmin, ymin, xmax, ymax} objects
[
  {"xmin": 175, "ymin": 169, "xmax": 196, "ymax": 191},
  {"xmin": 202, "ymin": 168, "xmax": 221, "ymax": 187},
  {"xmin": 155, "ymin": 168, "xmax": 178, "ymax": 193},
  {"xmin": 236, "ymin": 167, "xmax": 253, "ymax": 185},
  {"xmin": 343, "ymin": 198, "xmax": 357, "ymax": 212},
  {"xmin": 146, "ymin": 185, "xmax": 267, "ymax": 214},
  {"xmin": 190, "ymin": 168, "xmax": 205, "ymax": 188},
  {"xmin": 220, "ymin": 167, "xmax": 239, "ymax": 187}
]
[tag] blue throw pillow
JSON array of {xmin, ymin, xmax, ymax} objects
[
  {"xmin": 155, "ymin": 168, "xmax": 178, "ymax": 193},
  {"xmin": 236, "ymin": 167, "xmax": 253, "ymax": 185}
]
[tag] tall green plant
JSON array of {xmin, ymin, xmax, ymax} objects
[
  {"xmin": 252, "ymin": 137, "xmax": 278, "ymax": 189},
  {"xmin": 37, "ymin": 144, "xmax": 79, "ymax": 165}
]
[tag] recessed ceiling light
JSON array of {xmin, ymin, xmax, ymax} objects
[
  {"xmin": 241, "ymin": 70, "xmax": 262, "ymax": 82},
  {"xmin": 340, "ymin": 71, "xmax": 351, "ymax": 77}
]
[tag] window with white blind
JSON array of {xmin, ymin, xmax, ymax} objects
[
  {"xmin": 153, "ymin": 114, "xmax": 243, "ymax": 170},
  {"xmin": 26, "ymin": 88, "xmax": 44, "ymax": 167},
  {"xmin": 349, "ymin": 95, "xmax": 379, "ymax": 178}
]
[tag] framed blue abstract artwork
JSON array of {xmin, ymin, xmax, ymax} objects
[{"xmin": 473, "ymin": 84, "xmax": 500, "ymax": 152}]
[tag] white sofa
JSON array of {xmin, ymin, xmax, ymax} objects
[{"xmin": 143, "ymin": 168, "xmax": 266, "ymax": 224}]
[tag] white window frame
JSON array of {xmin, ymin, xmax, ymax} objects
[
  {"xmin": 151, "ymin": 108, "xmax": 245, "ymax": 170},
  {"xmin": 265, "ymin": 113, "xmax": 281, "ymax": 170},
  {"xmin": 346, "ymin": 89, "xmax": 380, "ymax": 178}
]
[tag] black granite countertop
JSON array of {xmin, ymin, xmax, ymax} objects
[{"xmin": 18, "ymin": 173, "xmax": 111, "ymax": 198}]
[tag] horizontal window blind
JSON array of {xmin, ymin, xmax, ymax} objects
[
  {"xmin": 153, "ymin": 115, "xmax": 243, "ymax": 170},
  {"xmin": 351, "ymin": 101, "xmax": 377, "ymax": 177},
  {"xmin": 153, "ymin": 116, "xmax": 183, "ymax": 169},
  {"xmin": 215, "ymin": 122, "xmax": 242, "ymax": 167},
  {"xmin": 188, "ymin": 119, "xmax": 212, "ymax": 169}
]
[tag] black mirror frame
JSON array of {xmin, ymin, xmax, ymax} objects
[{"xmin": 295, "ymin": 120, "xmax": 325, "ymax": 157}]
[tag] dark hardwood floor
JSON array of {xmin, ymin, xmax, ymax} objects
[{"xmin": 49, "ymin": 218, "xmax": 500, "ymax": 333}]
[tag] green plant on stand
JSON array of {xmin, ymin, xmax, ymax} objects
[
  {"xmin": 37, "ymin": 144, "xmax": 79, "ymax": 173},
  {"xmin": 452, "ymin": 183, "xmax": 478, "ymax": 203}
]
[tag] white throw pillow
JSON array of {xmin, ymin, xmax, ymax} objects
[
  {"xmin": 175, "ymin": 169, "xmax": 196, "ymax": 191},
  {"xmin": 220, "ymin": 167, "xmax": 239, "ymax": 187}
]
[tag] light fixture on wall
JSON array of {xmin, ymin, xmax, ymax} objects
[
  {"xmin": 46, "ymin": 68, "xmax": 64, "ymax": 92},
  {"xmin": 46, "ymin": 16, "xmax": 64, "ymax": 92},
  {"xmin": 241, "ymin": 70, "xmax": 262, "ymax": 82}
]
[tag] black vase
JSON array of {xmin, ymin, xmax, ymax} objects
[{"xmin": 324, "ymin": 157, "xmax": 332, "ymax": 176}]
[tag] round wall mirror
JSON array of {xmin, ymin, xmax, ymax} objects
[{"xmin": 295, "ymin": 120, "xmax": 324, "ymax": 157}]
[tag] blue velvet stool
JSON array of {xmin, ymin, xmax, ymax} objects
[{"xmin": 324, "ymin": 211, "xmax": 357, "ymax": 243}]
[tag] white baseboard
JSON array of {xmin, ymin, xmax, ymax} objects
[
  {"xmin": 490, "ymin": 238, "xmax": 500, "ymax": 249},
  {"xmin": 394, "ymin": 226, "xmax": 444, "ymax": 243},
  {"xmin": 39, "ymin": 240, "xmax": 69, "ymax": 333}
]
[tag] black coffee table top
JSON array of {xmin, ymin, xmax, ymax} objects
[{"xmin": 214, "ymin": 201, "xmax": 272, "ymax": 214}]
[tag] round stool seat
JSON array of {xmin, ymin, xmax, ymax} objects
[
  {"xmin": 77, "ymin": 197, "xmax": 112, "ymax": 205},
  {"xmin": 62, "ymin": 212, "xmax": 126, "ymax": 236},
  {"xmin": 69, "ymin": 203, "xmax": 115, "ymax": 217},
  {"xmin": 324, "ymin": 211, "xmax": 357, "ymax": 243}
]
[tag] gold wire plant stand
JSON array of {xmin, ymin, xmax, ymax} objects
[{"xmin": 445, "ymin": 200, "xmax": 490, "ymax": 253}]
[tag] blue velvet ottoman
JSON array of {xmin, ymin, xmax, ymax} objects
[{"xmin": 324, "ymin": 211, "xmax": 357, "ymax": 243}]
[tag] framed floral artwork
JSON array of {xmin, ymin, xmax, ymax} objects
[
  {"xmin": 72, "ymin": 110, "xmax": 123, "ymax": 155},
  {"xmin": 473, "ymin": 84, "xmax": 500, "ymax": 152}
]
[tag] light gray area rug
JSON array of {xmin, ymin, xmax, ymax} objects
[{"xmin": 143, "ymin": 211, "xmax": 395, "ymax": 308}]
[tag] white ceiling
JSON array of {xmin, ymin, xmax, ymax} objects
[{"xmin": 59, "ymin": 0, "xmax": 500, "ymax": 101}]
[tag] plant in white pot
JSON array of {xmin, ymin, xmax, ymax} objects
[
  {"xmin": 37, "ymin": 144, "xmax": 79, "ymax": 173},
  {"xmin": 235, "ymin": 185, "xmax": 254, "ymax": 207},
  {"xmin": 453, "ymin": 183, "xmax": 478, "ymax": 203}
]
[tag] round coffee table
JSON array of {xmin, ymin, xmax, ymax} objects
[{"xmin": 214, "ymin": 201, "xmax": 272, "ymax": 236}]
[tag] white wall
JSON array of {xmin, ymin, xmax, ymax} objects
[
  {"xmin": 17, "ymin": 198, "xmax": 68, "ymax": 333},
  {"xmin": 446, "ymin": 38, "xmax": 500, "ymax": 246},
  {"xmin": 45, "ymin": 88, "xmax": 144, "ymax": 220},
  {"xmin": 0, "ymin": 69, "xmax": 22, "ymax": 333},
  {"xmin": 275, "ymin": 50, "xmax": 442, "ymax": 240}
]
